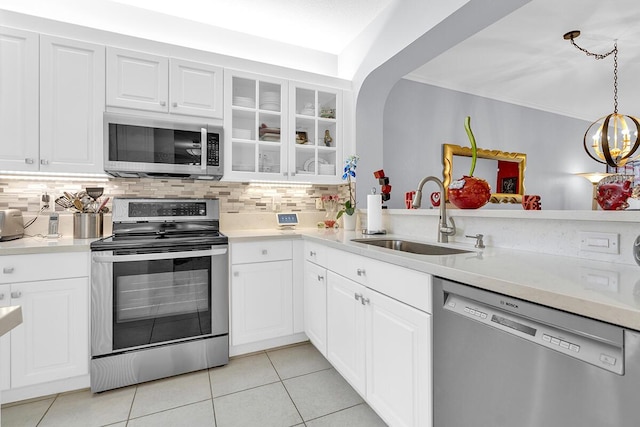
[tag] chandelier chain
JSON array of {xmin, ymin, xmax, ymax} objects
[{"xmin": 569, "ymin": 37, "xmax": 618, "ymax": 113}]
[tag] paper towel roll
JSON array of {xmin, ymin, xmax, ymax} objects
[{"xmin": 367, "ymin": 194, "xmax": 383, "ymax": 232}]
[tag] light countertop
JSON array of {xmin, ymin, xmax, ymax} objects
[
  {"xmin": 300, "ymin": 229, "xmax": 640, "ymax": 331},
  {"xmin": 0, "ymin": 235, "xmax": 96, "ymax": 255},
  {"xmin": 2, "ymin": 227, "xmax": 639, "ymax": 331},
  {"xmin": 0, "ymin": 306, "xmax": 22, "ymax": 337}
]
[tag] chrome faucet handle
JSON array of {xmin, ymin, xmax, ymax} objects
[
  {"xmin": 441, "ymin": 216, "xmax": 456, "ymax": 235},
  {"xmin": 465, "ymin": 233, "xmax": 485, "ymax": 248}
]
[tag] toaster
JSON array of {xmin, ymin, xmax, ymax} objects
[{"xmin": 0, "ymin": 209, "xmax": 24, "ymax": 241}]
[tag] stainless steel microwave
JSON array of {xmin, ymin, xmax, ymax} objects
[{"xmin": 104, "ymin": 113, "xmax": 224, "ymax": 179}]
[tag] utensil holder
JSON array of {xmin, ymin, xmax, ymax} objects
[{"xmin": 74, "ymin": 213, "xmax": 103, "ymax": 239}]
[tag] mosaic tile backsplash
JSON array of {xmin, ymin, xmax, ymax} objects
[{"xmin": 0, "ymin": 177, "xmax": 350, "ymax": 214}]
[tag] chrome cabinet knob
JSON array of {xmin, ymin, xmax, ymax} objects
[
  {"xmin": 172, "ymin": 102, "xmax": 178, "ymax": 107},
  {"xmin": 354, "ymin": 293, "xmax": 362, "ymax": 301},
  {"xmin": 317, "ymin": 275, "xmax": 324, "ymax": 281},
  {"xmin": 40, "ymin": 159, "xmax": 49, "ymax": 165},
  {"xmin": 25, "ymin": 158, "xmax": 34, "ymax": 164},
  {"xmin": 356, "ymin": 268, "xmax": 365, "ymax": 276},
  {"xmin": 309, "ymin": 251, "xmax": 316, "ymax": 257},
  {"xmin": 10, "ymin": 291, "xmax": 21, "ymax": 299},
  {"xmin": 0, "ymin": 293, "xmax": 4, "ymax": 300},
  {"xmin": 160, "ymin": 101, "xmax": 166, "ymax": 106},
  {"xmin": 2, "ymin": 267, "xmax": 14, "ymax": 274}
]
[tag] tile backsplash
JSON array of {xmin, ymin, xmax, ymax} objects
[{"xmin": 0, "ymin": 177, "xmax": 349, "ymax": 214}]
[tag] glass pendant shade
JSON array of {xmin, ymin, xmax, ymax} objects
[{"xmin": 583, "ymin": 113, "xmax": 640, "ymax": 167}]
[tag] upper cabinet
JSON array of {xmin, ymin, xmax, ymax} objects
[
  {"xmin": 290, "ymin": 83, "xmax": 342, "ymax": 183},
  {"xmin": 224, "ymin": 69, "xmax": 343, "ymax": 183},
  {"xmin": 0, "ymin": 27, "xmax": 39, "ymax": 172},
  {"xmin": 106, "ymin": 47, "xmax": 223, "ymax": 119},
  {"xmin": 224, "ymin": 70, "xmax": 288, "ymax": 181},
  {"xmin": 0, "ymin": 28, "xmax": 105, "ymax": 174}
]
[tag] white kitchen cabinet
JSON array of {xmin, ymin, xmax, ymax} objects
[
  {"xmin": 0, "ymin": 29, "xmax": 104, "ymax": 174},
  {"xmin": 326, "ymin": 271, "xmax": 367, "ymax": 393},
  {"xmin": 224, "ymin": 70, "xmax": 288, "ymax": 180},
  {"xmin": 107, "ymin": 47, "xmax": 223, "ymax": 118},
  {"xmin": 10, "ymin": 277, "xmax": 89, "ymax": 389},
  {"xmin": 230, "ymin": 240, "xmax": 296, "ymax": 348},
  {"xmin": 289, "ymin": 82, "xmax": 343, "ymax": 184},
  {"xmin": 321, "ymin": 244, "xmax": 432, "ymax": 427},
  {"xmin": 40, "ymin": 35, "xmax": 105, "ymax": 174},
  {"xmin": 0, "ymin": 27, "xmax": 39, "ymax": 172},
  {"xmin": 304, "ymin": 261, "xmax": 328, "ymax": 356},
  {"xmin": 365, "ymin": 284, "xmax": 431, "ymax": 427},
  {"xmin": 224, "ymin": 70, "xmax": 344, "ymax": 183},
  {"xmin": 0, "ymin": 252, "xmax": 89, "ymax": 396}
]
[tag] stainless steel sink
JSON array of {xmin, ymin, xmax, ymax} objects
[{"xmin": 351, "ymin": 238, "xmax": 472, "ymax": 256}]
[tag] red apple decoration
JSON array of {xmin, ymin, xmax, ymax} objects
[
  {"xmin": 448, "ymin": 176, "xmax": 491, "ymax": 209},
  {"xmin": 448, "ymin": 116, "xmax": 491, "ymax": 209}
]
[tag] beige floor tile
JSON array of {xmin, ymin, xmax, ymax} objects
[
  {"xmin": 306, "ymin": 403, "xmax": 388, "ymax": 427},
  {"xmin": 1, "ymin": 397, "xmax": 54, "ymax": 427},
  {"xmin": 209, "ymin": 352, "xmax": 280, "ymax": 397},
  {"xmin": 38, "ymin": 387, "xmax": 135, "ymax": 427},
  {"xmin": 214, "ymin": 382, "xmax": 302, "ymax": 427},
  {"xmin": 129, "ymin": 370, "xmax": 212, "ymax": 419},
  {"xmin": 127, "ymin": 400, "xmax": 216, "ymax": 427},
  {"xmin": 283, "ymin": 368, "xmax": 364, "ymax": 421},
  {"xmin": 266, "ymin": 342, "xmax": 331, "ymax": 379}
]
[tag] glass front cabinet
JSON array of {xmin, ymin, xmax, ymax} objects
[{"xmin": 224, "ymin": 70, "xmax": 342, "ymax": 183}]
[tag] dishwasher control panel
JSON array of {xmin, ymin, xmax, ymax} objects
[{"xmin": 444, "ymin": 293, "xmax": 624, "ymax": 375}]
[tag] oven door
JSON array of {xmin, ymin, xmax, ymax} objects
[{"xmin": 91, "ymin": 245, "xmax": 228, "ymax": 357}]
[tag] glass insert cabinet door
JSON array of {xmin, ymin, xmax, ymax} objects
[
  {"xmin": 292, "ymin": 84, "xmax": 341, "ymax": 179},
  {"xmin": 111, "ymin": 252, "xmax": 212, "ymax": 351},
  {"xmin": 227, "ymin": 72, "xmax": 286, "ymax": 177}
]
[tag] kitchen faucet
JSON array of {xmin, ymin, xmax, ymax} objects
[{"xmin": 412, "ymin": 176, "xmax": 456, "ymax": 243}]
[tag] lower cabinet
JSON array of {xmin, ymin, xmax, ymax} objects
[
  {"xmin": 303, "ymin": 260, "xmax": 328, "ymax": 356},
  {"xmin": 326, "ymin": 271, "xmax": 431, "ymax": 427},
  {"xmin": 0, "ymin": 277, "xmax": 89, "ymax": 391},
  {"xmin": 230, "ymin": 238, "xmax": 304, "ymax": 354},
  {"xmin": 231, "ymin": 260, "xmax": 293, "ymax": 345}
]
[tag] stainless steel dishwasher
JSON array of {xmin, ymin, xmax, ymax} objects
[{"xmin": 433, "ymin": 277, "xmax": 640, "ymax": 427}]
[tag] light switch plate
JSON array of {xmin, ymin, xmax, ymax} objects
[{"xmin": 579, "ymin": 231, "xmax": 619, "ymax": 254}]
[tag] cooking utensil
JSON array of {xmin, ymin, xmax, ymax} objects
[
  {"xmin": 55, "ymin": 196, "xmax": 73, "ymax": 209},
  {"xmin": 86, "ymin": 187, "xmax": 104, "ymax": 201},
  {"xmin": 97, "ymin": 197, "xmax": 110, "ymax": 213},
  {"xmin": 73, "ymin": 198, "xmax": 84, "ymax": 212}
]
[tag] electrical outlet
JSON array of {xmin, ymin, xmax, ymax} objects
[
  {"xmin": 579, "ymin": 231, "xmax": 619, "ymax": 254},
  {"xmin": 316, "ymin": 198, "xmax": 324, "ymax": 209},
  {"xmin": 40, "ymin": 193, "xmax": 51, "ymax": 211}
]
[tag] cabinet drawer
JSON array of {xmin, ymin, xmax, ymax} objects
[
  {"xmin": 304, "ymin": 241, "xmax": 328, "ymax": 267},
  {"xmin": 231, "ymin": 240, "xmax": 293, "ymax": 264},
  {"xmin": 0, "ymin": 252, "xmax": 89, "ymax": 284},
  {"xmin": 328, "ymin": 249, "xmax": 432, "ymax": 313}
]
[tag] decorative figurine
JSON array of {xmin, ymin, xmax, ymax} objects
[{"xmin": 323, "ymin": 130, "xmax": 333, "ymax": 147}]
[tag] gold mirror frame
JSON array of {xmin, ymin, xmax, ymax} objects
[{"xmin": 442, "ymin": 144, "xmax": 527, "ymax": 204}]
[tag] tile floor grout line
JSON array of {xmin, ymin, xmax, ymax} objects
[
  {"xmin": 206, "ymin": 366, "xmax": 218, "ymax": 427},
  {"xmin": 125, "ymin": 398, "xmax": 213, "ymax": 423},
  {"xmin": 264, "ymin": 349, "xmax": 308, "ymax": 425},
  {"xmin": 35, "ymin": 393, "xmax": 58, "ymax": 427}
]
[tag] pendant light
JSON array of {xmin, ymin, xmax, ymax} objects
[{"xmin": 564, "ymin": 30, "xmax": 640, "ymax": 168}]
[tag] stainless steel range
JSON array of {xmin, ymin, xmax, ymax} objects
[{"xmin": 89, "ymin": 198, "xmax": 229, "ymax": 392}]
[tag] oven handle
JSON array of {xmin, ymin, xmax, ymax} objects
[
  {"xmin": 201, "ymin": 128, "xmax": 207, "ymax": 171},
  {"xmin": 92, "ymin": 247, "xmax": 227, "ymax": 263}
]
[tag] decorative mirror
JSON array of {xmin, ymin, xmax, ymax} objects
[{"xmin": 442, "ymin": 144, "xmax": 527, "ymax": 203}]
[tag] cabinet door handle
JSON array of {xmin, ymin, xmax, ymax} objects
[
  {"xmin": 261, "ymin": 249, "xmax": 268, "ymax": 255},
  {"xmin": 354, "ymin": 293, "xmax": 362, "ymax": 301},
  {"xmin": 3, "ymin": 267, "xmax": 14, "ymax": 274},
  {"xmin": 0, "ymin": 293, "xmax": 4, "ymax": 300},
  {"xmin": 356, "ymin": 268, "xmax": 365, "ymax": 276},
  {"xmin": 317, "ymin": 275, "xmax": 324, "ymax": 281},
  {"xmin": 309, "ymin": 251, "xmax": 316, "ymax": 257},
  {"xmin": 172, "ymin": 102, "xmax": 178, "ymax": 107},
  {"xmin": 40, "ymin": 159, "xmax": 49, "ymax": 165},
  {"xmin": 160, "ymin": 101, "xmax": 166, "ymax": 106},
  {"xmin": 25, "ymin": 158, "xmax": 34, "ymax": 164},
  {"xmin": 10, "ymin": 291, "xmax": 21, "ymax": 299},
  {"xmin": 361, "ymin": 297, "xmax": 370, "ymax": 306}
]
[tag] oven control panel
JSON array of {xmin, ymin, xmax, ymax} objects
[{"xmin": 112, "ymin": 198, "xmax": 219, "ymax": 222}]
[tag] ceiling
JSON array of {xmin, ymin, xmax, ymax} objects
[
  {"xmin": 3, "ymin": 0, "xmax": 640, "ymax": 122},
  {"xmin": 407, "ymin": 0, "xmax": 640, "ymax": 122}
]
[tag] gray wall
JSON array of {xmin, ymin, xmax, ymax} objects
[{"xmin": 381, "ymin": 79, "xmax": 599, "ymax": 210}]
